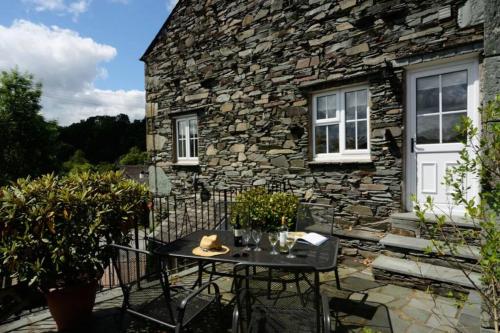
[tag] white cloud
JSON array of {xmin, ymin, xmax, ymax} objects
[
  {"xmin": 0, "ymin": 20, "xmax": 145, "ymax": 125},
  {"xmin": 22, "ymin": 0, "xmax": 91, "ymax": 20},
  {"xmin": 166, "ymin": 0, "xmax": 178, "ymax": 12}
]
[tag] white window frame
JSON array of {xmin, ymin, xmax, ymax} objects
[
  {"xmin": 176, "ymin": 115, "xmax": 199, "ymax": 164},
  {"xmin": 312, "ymin": 85, "xmax": 371, "ymax": 162}
]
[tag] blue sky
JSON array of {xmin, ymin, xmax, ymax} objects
[{"xmin": 0, "ymin": 0, "xmax": 177, "ymax": 124}]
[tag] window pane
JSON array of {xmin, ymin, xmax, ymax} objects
[
  {"xmin": 315, "ymin": 126, "xmax": 327, "ymax": 154},
  {"xmin": 357, "ymin": 120, "xmax": 367, "ymax": 149},
  {"xmin": 177, "ymin": 121, "xmax": 186, "ymax": 158},
  {"xmin": 416, "ymin": 75, "xmax": 439, "ymax": 115},
  {"xmin": 327, "ymin": 124, "xmax": 339, "ymax": 153},
  {"xmin": 356, "ymin": 90, "xmax": 367, "ymax": 119},
  {"xmin": 346, "ymin": 91, "xmax": 356, "ymax": 120},
  {"xmin": 442, "ymin": 112, "xmax": 466, "ymax": 143},
  {"xmin": 326, "ymin": 94, "xmax": 337, "ymax": 118},
  {"xmin": 317, "ymin": 96, "xmax": 327, "ymax": 119},
  {"xmin": 442, "ymin": 71, "xmax": 467, "ymax": 112},
  {"xmin": 417, "ymin": 115, "xmax": 439, "ymax": 144},
  {"xmin": 346, "ymin": 122, "xmax": 356, "ymax": 149}
]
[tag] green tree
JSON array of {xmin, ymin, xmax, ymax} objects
[
  {"xmin": 413, "ymin": 96, "xmax": 500, "ymax": 332},
  {"xmin": 119, "ymin": 146, "xmax": 148, "ymax": 165},
  {"xmin": 62, "ymin": 149, "xmax": 93, "ymax": 174},
  {"xmin": 0, "ymin": 69, "xmax": 60, "ymax": 184}
]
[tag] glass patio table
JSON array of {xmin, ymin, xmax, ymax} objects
[{"xmin": 152, "ymin": 229, "xmax": 340, "ymax": 287}]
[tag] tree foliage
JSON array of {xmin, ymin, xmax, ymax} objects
[
  {"xmin": 119, "ymin": 146, "xmax": 148, "ymax": 165},
  {"xmin": 0, "ymin": 69, "xmax": 60, "ymax": 185},
  {"xmin": 59, "ymin": 114, "xmax": 146, "ymax": 164}
]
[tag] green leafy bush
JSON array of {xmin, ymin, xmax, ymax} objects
[
  {"xmin": 230, "ymin": 187, "xmax": 299, "ymax": 231},
  {"xmin": 0, "ymin": 171, "xmax": 149, "ymax": 290}
]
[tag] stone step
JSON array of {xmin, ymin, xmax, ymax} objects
[
  {"xmin": 388, "ymin": 212, "xmax": 481, "ymax": 247},
  {"xmin": 380, "ymin": 234, "xmax": 480, "ymax": 260},
  {"xmin": 372, "ymin": 255, "xmax": 482, "ymax": 290},
  {"xmin": 390, "ymin": 212, "xmax": 479, "ymax": 229}
]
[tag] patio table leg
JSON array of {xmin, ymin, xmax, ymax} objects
[{"xmin": 192, "ymin": 261, "xmax": 203, "ymax": 289}]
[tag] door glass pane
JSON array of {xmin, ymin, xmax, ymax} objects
[
  {"xmin": 442, "ymin": 71, "xmax": 467, "ymax": 112},
  {"xmin": 416, "ymin": 75, "xmax": 439, "ymax": 115},
  {"xmin": 417, "ymin": 115, "xmax": 439, "ymax": 144},
  {"xmin": 315, "ymin": 126, "xmax": 327, "ymax": 154},
  {"xmin": 442, "ymin": 112, "xmax": 466, "ymax": 143},
  {"xmin": 326, "ymin": 94, "xmax": 337, "ymax": 119},
  {"xmin": 356, "ymin": 90, "xmax": 367, "ymax": 119},
  {"xmin": 317, "ymin": 96, "xmax": 327, "ymax": 119},
  {"xmin": 346, "ymin": 91, "xmax": 356, "ymax": 120},
  {"xmin": 357, "ymin": 120, "xmax": 367, "ymax": 149},
  {"xmin": 346, "ymin": 122, "xmax": 356, "ymax": 149},
  {"xmin": 327, "ymin": 124, "xmax": 339, "ymax": 153}
]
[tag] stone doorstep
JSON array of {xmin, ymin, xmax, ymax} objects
[
  {"xmin": 0, "ymin": 265, "xmax": 200, "ymax": 333},
  {"xmin": 390, "ymin": 212, "xmax": 480, "ymax": 229},
  {"xmin": 380, "ymin": 234, "xmax": 480, "ymax": 260},
  {"xmin": 372, "ymin": 255, "xmax": 482, "ymax": 289},
  {"xmin": 331, "ymin": 228, "xmax": 385, "ymax": 242}
]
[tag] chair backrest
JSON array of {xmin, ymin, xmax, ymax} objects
[
  {"xmin": 295, "ymin": 202, "xmax": 335, "ymax": 235},
  {"xmin": 233, "ymin": 263, "xmax": 321, "ymax": 333},
  {"xmin": 109, "ymin": 244, "xmax": 172, "ymax": 313}
]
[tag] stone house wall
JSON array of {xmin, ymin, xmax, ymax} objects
[{"xmin": 142, "ymin": 0, "xmax": 485, "ymax": 227}]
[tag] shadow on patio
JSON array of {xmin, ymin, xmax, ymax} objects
[{"xmin": 4, "ymin": 254, "xmax": 477, "ymax": 333}]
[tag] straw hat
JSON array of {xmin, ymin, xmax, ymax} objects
[{"xmin": 192, "ymin": 234, "xmax": 230, "ymax": 257}]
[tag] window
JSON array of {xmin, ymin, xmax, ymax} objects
[
  {"xmin": 176, "ymin": 116, "xmax": 198, "ymax": 163},
  {"xmin": 415, "ymin": 70, "xmax": 467, "ymax": 144},
  {"xmin": 312, "ymin": 86, "xmax": 370, "ymax": 161}
]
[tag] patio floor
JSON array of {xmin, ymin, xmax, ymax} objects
[{"xmin": 1, "ymin": 256, "xmax": 481, "ymax": 333}]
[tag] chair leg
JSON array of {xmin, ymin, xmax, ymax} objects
[{"xmin": 334, "ymin": 267, "xmax": 341, "ymax": 290}]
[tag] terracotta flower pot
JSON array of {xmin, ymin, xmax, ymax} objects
[{"xmin": 45, "ymin": 280, "xmax": 98, "ymax": 331}]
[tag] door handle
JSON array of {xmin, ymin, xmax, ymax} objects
[{"xmin": 411, "ymin": 138, "xmax": 415, "ymax": 153}]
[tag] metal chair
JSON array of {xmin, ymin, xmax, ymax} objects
[
  {"xmin": 110, "ymin": 244, "xmax": 222, "ymax": 333},
  {"xmin": 296, "ymin": 202, "xmax": 342, "ymax": 290},
  {"xmin": 232, "ymin": 263, "xmax": 331, "ymax": 333}
]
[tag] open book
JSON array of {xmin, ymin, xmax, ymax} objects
[{"xmin": 290, "ymin": 232, "xmax": 328, "ymax": 246}]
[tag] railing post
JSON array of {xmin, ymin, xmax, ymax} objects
[{"xmin": 224, "ymin": 189, "xmax": 228, "ymax": 230}]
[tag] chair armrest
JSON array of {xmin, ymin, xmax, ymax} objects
[
  {"xmin": 321, "ymin": 293, "xmax": 331, "ymax": 332},
  {"xmin": 176, "ymin": 281, "xmax": 220, "ymax": 326},
  {"xmin": 178, "ymin": 281, "xmax": 220, "ymax": 311}
]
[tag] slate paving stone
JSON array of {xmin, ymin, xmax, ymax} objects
[
  {"xmin": 407, "ymin": 323, "xmax": 445, "ymax": 333},
  {"xmin": 402, "ymin": 306, "xmax": 432, "ymax": 323},
  {"xmin": 379, "ymin": 284, "xmax": 414, "ymax": 298},
  {"xmin": 388, "ymin": 310, "xmax": 411, "ymax": 332},
  {"xmin": 366, "ymin": 292, "xmax": 395, "ymax": 304}
]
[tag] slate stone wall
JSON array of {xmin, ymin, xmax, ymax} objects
[{"xmin": 143, "ymin": 0, "xmax": 484, "ymax": 226}]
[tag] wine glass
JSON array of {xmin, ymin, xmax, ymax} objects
[
  {"xmin": 268, "ymin": 231, "xmax": 278, "ymax": 255},
  {"xmin": 286, "ymin": 236, "xmax": 297, "ymax": 259},
  {"xmin": 242, "ymin": 227, "xmax": 252, "ymax": 251},
  {"xmin": 252, "ymin": 229, "xmax": 262, "ymax": 252}
]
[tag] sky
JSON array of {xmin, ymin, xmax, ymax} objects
[{"xmin": 0, "ymin": 0, "xmax": 178, "ymax": 125}]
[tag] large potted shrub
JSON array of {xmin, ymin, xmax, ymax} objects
[{"xmin": 0, "ymin": 171, "xmax": 149, "ymax": 331}]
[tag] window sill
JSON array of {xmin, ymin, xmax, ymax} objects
[
  {"xmin": 173, "ymin": 161, "xmax": 199, "ymax": 167},
  {"xmin": 308, "ymin": 157, "xmax": 373, "ymax": 165}
]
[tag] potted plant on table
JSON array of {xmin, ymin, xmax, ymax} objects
[{"xmin": 0, "ymin": 171, "xmax": 149, "ymax": 331}]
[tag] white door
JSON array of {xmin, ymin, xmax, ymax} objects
[{"xmin": 406, "ymin": 59, "xmax": 479, "ymax": 215}]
